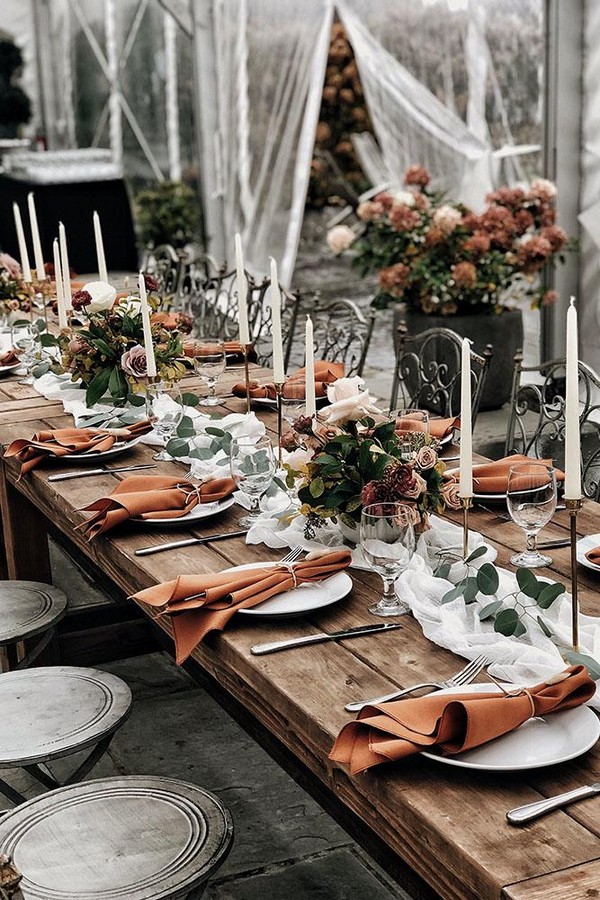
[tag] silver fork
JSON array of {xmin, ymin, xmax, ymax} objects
[
  {"xmin": 279, "ymin": 546, "xmax": 303, "ymax": 564},
  {"xmin": 344, "ymin": 654, "xmax": 488, "ymax": 712}
]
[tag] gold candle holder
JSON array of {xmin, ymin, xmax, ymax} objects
[
  {"xmin": 274, "ymin": 382, "xmax": 285, "ymax": 467},
  {"xmin": 565, "ymin": 497, "xmax": 583, "ymax": 652},
  {"xmin": 243, "ymin": 343, "xmax": 253, "ymax": 414},
  {"xmin": 460, "ymin": 496, "xmax": 473, "ymax": 559}
]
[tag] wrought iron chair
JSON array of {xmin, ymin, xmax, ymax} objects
[
  {"xmin": 302, "ymin": 296, "xmax": 376, "ymax": 377},
  {"xmin": 141, "ymin": 243, "xmax": 187, "ymax": 299},
  {"xmin": 390, "ymin": 324, "xmax": 493, "ymax": 424},
  {"xmin": 505, "ymin": 351, "xmax": 600, "ymax": 500}
]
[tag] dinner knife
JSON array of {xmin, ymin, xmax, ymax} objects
[
  {"xmin": 48, "ymin": 464, "xmax": 157, "ymax": 482},
  {"xmin": 135, "ymin": 529, "xmax": 248, "ymax": 556},
  {"xmin": 250, "ymin": 622, "xmax": 402, "ymax": 655},
  {"xmin": 536, "ymin": 539, "xmax": 571, "ymax": 550},
  {"xmin": 507, "ymin": 783, "xmax": 600, "ymax": 825}
]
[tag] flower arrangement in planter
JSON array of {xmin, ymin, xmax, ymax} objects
[
  {"xmin": 284, "ymin": 377, "xmax": 457, "ymax": 537},
  {"xmin": 49, "ymin": 277, "xmax": 189, "ymax": 407},
  {"xmin": 328, "ymin": 165, "xmax": 570, "ymax": 313}
]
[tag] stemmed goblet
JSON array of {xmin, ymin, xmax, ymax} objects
[
  {"xmin": 192, "ymin": 340, "xmax": 226, "ymax": 406},
  {"xmin": 360, "ymin": 502, "xmax": 416, "ymax": 616},
  {"xmin": 507, "ymin": 462, "xmax": 557, "ymax": 568},
  {"xmin": 230, "ymin": 435, "xmax": 277, "ymax": 528},
  {"xmin": 145, "ymin": 381, "xmax": 184, "ymax": 461},
  {"xmin": 11, "ymin": 323, "xmax": 36, "ymax": 385}
]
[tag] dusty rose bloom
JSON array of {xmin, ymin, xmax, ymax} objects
[
  {"xmin": 452, "ymin": 261, "xmax": 478, "ymax": 289},
  {"xmin": 542, "ymin": 289, "xmax": 559, "ymax": 307},
  {"xmin": 516, "ymin": 236, "xmax": 553, "ymax": 273},
  {"xmin": 433, "ymin": 205, "xmax": 462, "ymax": 235},
  {"xmin": 326, "ymin": 225, "xmax": 355, "ymax": 254},
  {"xmin": 404, "ymin": 165, "xmax": 431, "ymax": 187},
  {"xmin": 121, "ymin": 344, "xmax": 148, "ymax": 379},
  {"xmin": 68, "ymin": 337, "xmax": 88, "ymax": 354},
  {"xmin": 415, "ymin": 446, "xmax": 438, "ymax": 470},
  {"xmin": 8, "ymin": 299, "xmax": 20, "ymax": 311},
  {"xmin": 513, "ymin": 209, "xmax": 535, "ymax": 235},
  {"xmin": 463, "ymin": 233, "xmax": 491, "ymax": 256},
  {"xmin": 442, "ymin": 481, "xmax": 462, "ymax": 509},
  {"xmin": 529, "ymin": 178, "xmax": 557, "ymax": 202},
  {"xmin": 541, "ymin": 225, "xmax": 567, "ymax": 253},
  {"xmin": 379, "ymin": 263, "xmax": 410, "ymax": 297},
  {"xmin": 424, "ymin": 226, "xmax": 446, "ymax": 248},
  {"xmin": 356, "ymin": 200, "xmax": 384, "ymax": 221},
  {"xmin": 389, "ymin": 205, "xmax": 421, "ymax": 232},
  {"xmin": 374, "ymin": 191, "xmax": 394, "ymax": 211}
]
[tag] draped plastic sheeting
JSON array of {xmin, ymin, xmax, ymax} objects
[{"xmin": 212, "ymin": 0, "xmax": 333, "ymax": 284}]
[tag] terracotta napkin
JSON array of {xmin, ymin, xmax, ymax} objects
[
  {"xmin": 131, "ymin": 548, "xmax": 352, "ymax": 663},
  {"xmin": 0, "ymin": 349, "xmax": 21, "ymax": 367},
  {"xmin": 330, "ymin": 665, "xmax": 594, "ymax": 774},
  {"xmin": 182, "ymin": 340, "xmax": 257, "ymax": 366},
  {"xmin": 4, "ymin": 420, "xmax": 153, "ymax": 477},
  {"xmin": 445, "ymin": 455, "xmax": 565, "ymax": 494},
  {"xmin": 396, "ymin": 415, "xmax": 459, "ymax": 441},
  {"xmin": 77, "ymin": 473, "xmax": 237, "ymax": 540},
  {"xmin": 585, "ymin": 547, "xmax": 600, "ymax": 565},
  {"xmin": 232, "ymin": 361, "xmax": 345, "ymax": 400}
]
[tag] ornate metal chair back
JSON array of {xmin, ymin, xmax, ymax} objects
[
  {"xmin": 505, "ymin": 351, "xmax": 600, "ymax": 500},
  {"xmin": 390, "ymin": 324, "xmax": 492, "ymax": 423},
  {"xmin": 141, "ymin": 243, "xmax": 186, "ymax": 300},
  {"xmin": 301, "ymin": 297, "xmax": 375, "ymax": 377}
]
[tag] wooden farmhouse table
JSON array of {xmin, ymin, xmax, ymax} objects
[{"xmin": 1, "ymin": 364, "xmax": 600, "ymax": 900}]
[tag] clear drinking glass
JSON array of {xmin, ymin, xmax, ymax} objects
[
  {"xmin": 360, "ymin": 502, "xmax": 416, "ymax": 616},
  {"xmin": 507, "ymin": 462, "xmax": 557, "ymax": 568},
  {"xmin": 230, "ymin": 435, "xmax": 277, "ymax": 527},
  {"xmin": 145, "ymin": 381, "xmax": 184, "ymax": 461},
  {"xmin": 281, "ymin": 396, "xmax": 307, "ymax": 428},
  {"xmin": 11, "ymin": 323, "xmax": 36, "ymax": 385},
  {"xmin": 394, "ymin": 408, "xmax": 429, "ymax": 432},
  {"xmin": 192, "ymin": 340, "xmax": 226, "ymax": 406}
]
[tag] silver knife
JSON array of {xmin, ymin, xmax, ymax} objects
[
  {"xmin": 48, "ymin": 464, "xmax": 157, "ymax": 482},
  {"xmin": 135, "ymin": 529, "xmax": 248, "ymax": 556},
  {"xmin": 251, "ymin": 622, "xmax": 402, "ymax": 655},
  {"xmin": 537, "ymin": 539, "xmax": 570, "ymax": 550},
  {"xmin": 507, "ymin": 783, "xmax": 600, "ymax": 825}
]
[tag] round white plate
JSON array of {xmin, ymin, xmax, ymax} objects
[
  {"xmin": 251, "ymin": 396, "xmax": 277, "ymax": 407},
  {"xmin": 577, "ymin": 533, "xmax": 600, "ymax": 573},
  {"xmin": 62, "ymin": 434, "xmax": 145, "ymax": 463},
  {"xmin": 0, "ymin": 362, "xmax": 22, "ymax": 377},
  {"xmin": 135, "ymin": 496, "xmax": 235, "ymax": 527},
  {"xmin": 224, "ymin": 561, "xmax": 353, "ymax": 618},
  {"xmin": 421, "ymin": 683, "xmax": 600, "ymax": 771}
]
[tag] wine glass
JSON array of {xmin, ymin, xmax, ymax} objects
[
  {"xmin": 507, "ymin": 462, "xmax": 557, "ymax": 568},
  {"xmin": 230, "ymin": 435, "xmax": 277, "ymax": 527},
  {"xmin": 11, "ymin": 323, "xmax": 36, "ymax": 385},
  {"xmin": 360, "ymin": 502, "xmax": 416, "ymax": 616},
  {"xmin": 394, "ymin": 408, "xmax": 429, "ymax": 433},
  {"xmin": 281, "ymin": 395, "xmax": 307, "ymax": 428},
  {"xmin": 145, "ymin": 381, "xmax": 184, "ymax": 461},
  {"xmin": 192, "ymin": 340, "xmax": 226, "ymax": 406}
]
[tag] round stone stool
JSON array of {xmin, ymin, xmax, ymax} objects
[
  {"xmin": 0, "ymin": 581, "xmax": 67, "ymax": 671},
  {"xmin": 0, "ymin": 775, "xmax": 234, "ymax": 899},
  {"xmin": 0, "ymin": 667, "xmax": 132, "ymax": 806}
]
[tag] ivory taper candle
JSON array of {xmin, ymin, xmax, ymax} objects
[
  {"xmin": 58, "ymin": 222, "xmax": 71, "ymax": 311},
  {"xmin": 459, "ymin": 337, "xmax": 473, "ymax": 498},
  {"xmin": 28, "ymin": 192, "xmax": 45, "ymax": 281},
  {"xmin": 53, "ymin": 238, "xmax": 67, "ymax": 329},
  {"xmin": 269, "ymin": 257, "xmax": 285, "ymax": 383},
  {"xmin": 93, "ymin": 211, "xmax": 108, "ymax": 283},
  {"xmin": 564, "ymin": 297, "xmax": 582, "ymax": 499},
  {"xmin": 305, "ymin": 315, "xmax": 316, "ymax": 417},
  {"xmin": 234, "ymin": 233, "xmax": 250, "ymax": 345},
  {"xmin": 139, "ymin": 272, "xmax": 157, "ymax": 378},
  {"xmin": 13, "ymin": 203, "xmax": 32, "ymax": 282}
]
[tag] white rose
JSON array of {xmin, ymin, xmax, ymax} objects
[
  {"xmin": 432, "ymin": 205, "xmax": 462, "ymax": 235},
  {"xmin": 392, "ymin": 190, "xmax": 416, "ymax": 208},
  {"xmin": 83, "ymin": 280, "xmax": 117, "ymax": 313},
  {"xmin": 326, "ymin": 375, "xmax": 365, "ymax": 403},
  {"xmin": 284, "ymin": 447, "xmax": 313, "ymax": 472},
  {"xmin": 326, "ymin": 225, "xmax": 355, "ymax": 254}
]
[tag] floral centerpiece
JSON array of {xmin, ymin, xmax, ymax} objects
[
  {"xmin": 0, "ymin": 252, "xmax": 32, "ymax": 319},
  {"xmin": 327, "ymin": 165, "xmax": 570, "ymax": 313},
  {"xmin": 284, "ymin": 377, "xmax": 457, "ymax": 538},
  {"xmin": 48, "ymin": 276, "xmax": 190, "ymax": 407}
]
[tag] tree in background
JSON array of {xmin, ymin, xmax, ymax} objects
[{"xmin": 0, "ymin": 39, "xmax": 31, "ymax": 138}]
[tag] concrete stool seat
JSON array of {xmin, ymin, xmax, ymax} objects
[
  {"xmin": 0, "ymin": 775, "xmax": 234, "ymax": 899},
  {"xmin": 0, "ymin": 667, "xmax": 132, "ymax": 806},
  {"xmin": 0, "ymin": 581, "xmax": 67, "ymax": 671}
]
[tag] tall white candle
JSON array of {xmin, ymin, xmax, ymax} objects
[
  {"xmin": 234, "ymin": 233, "xmax": 250, "ymax": 345},
  {"xmin": 459, "ymin": 337, "xmax": 473, "ymax": 498},
  {"xmin": 13, "ymin": 203, "xmax": 32, "ymax": 282},
  {"xmin": 53, "ymin": 238, "xmax": 67, "ymax": 330},
  {"xmin": 93, "ymin": 211, "xmax": 108, "ymax": 283},
  {"xmin": 58, "ymin": 222, "xmax": 72, "ymax": 311},
  {"xmin": 564, "ymin": 297, "xmax": 582, "ymax": 499},
  {"xmin": 269, "ymin": 257, "xmax": 285, "ymax": 383},
  {"xmin": 27, "ymin": 192, "xmax": 45, "ymax": 281},
  {"xmin": 305, "ymin": 315, "xmax": 316, "ymax": 417},
  {"xmin": 138, "ymin": 272, "xmax": 157, "ymax": 378}
]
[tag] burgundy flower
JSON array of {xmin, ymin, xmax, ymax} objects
[
  {"xmin": 176, "ymin": 312, "xmax": 193, "ymax": 335},
  {"xmin": 143, "ymin": 274, "xmax": 160, "ymax": 293},
  {"xmin": 404, "ymin": 165, "xmax": 430, "ymax": 187},
  {"xmin": 71, "ymin": 290, "xmax": 92, "ymax": 311}
]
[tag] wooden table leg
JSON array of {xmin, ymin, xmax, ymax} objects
[{"xmin": 0, "ymin": 462, "xmax": 51, "ymax": 583}]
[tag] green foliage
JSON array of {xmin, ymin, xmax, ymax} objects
[{"xmin": 135, "ymin": 182, "xmax": 200, "ymax": 248}]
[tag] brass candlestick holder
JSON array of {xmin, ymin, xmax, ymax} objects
[
  {"xmin": 565, "ymin": 497, "xmax": 583, "ymax": 652},
  {"xmin": 243, "ymin": 343, "xmax": 253, "ymax": 414},
  {"xmin": 460, "ymin": 496, "xmax": 473, "ymax": 559},
  {"xmin": 274, "ymin": 382, "xmax": 285, "ymax": 467}
]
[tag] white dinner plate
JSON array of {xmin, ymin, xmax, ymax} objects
[
  {"xmin": 224, "ymin": 561, "xmax": 353, "ymax": 618},
  {"xmin": 134, "ymin": 496, "xmax": 235, "ymax": 527},
  {"xmin": 577, "ymin": 533, "xmax": 600, "ymax": 573},
  {"xmin": 421, "ymin": 683, "xmax": 600, "ymax": 771},
  {"xmin": 0, "ymin": 363, "xmax": 22, "ymax": 377},
  {"xmin": 62, "ymin": 434, "xmax": 145, "ymax": 463}
]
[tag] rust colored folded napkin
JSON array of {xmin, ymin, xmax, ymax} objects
[
  {"xmin": 77, "ymin": 473, "xmax": 236, "ymax": 540},
  {"xmin": 445, "ymin": 455, "xmax": 565, "ymax": 494},
  {"xmin": 396, "ymin": 415, "xmax": 459, "ymax": 441},
  {"xmin": 0, "ymin": 349, "xmax": 21, "ymax": 366},
  {"xmin": 182, "ymin": 340, "xmax": 257, "ymax": 365},
  {"xmin": 4, "ymin": 420, "xmax": 153, "ymax": 477},
  {"xmin": 131, "ymin": 549, "xmax": 352, "ymax": 663},
  {"xmin": 330, "ymin": 665, "xmax": 594, "ymax": 774},
  {"xmin": 232, "ymin": 361, "xmax": 345, "ymax": 400},
  {"xmin": 585, "ymin": 547, "xmax": 600, "ymax": 565}
]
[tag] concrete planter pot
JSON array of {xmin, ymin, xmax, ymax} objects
[{"xmin": 392, "ymin": 306, "xmax": 523, "ymax": 410}]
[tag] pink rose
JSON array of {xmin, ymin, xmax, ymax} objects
[
  {"xmin": 415, "ymin": 446, "xmax": 438, "ymax": 470},
  {"xmin": 121, "ymin": 344, "xmax": 148, "ymax": 379},
  {"xmin": 68, "ymin": 337, "xmax": 88, "ymax": 354},
  {"xmin": 433, "ymin": 205, "xmax": 462, "ymax": 235},
  {"xmin": 442, "ymin": 481, "xmax": 462, "ymax": 509},
  {"xmin": 326, "ymin": 225, "xmax": 355, "ymax": 254}
]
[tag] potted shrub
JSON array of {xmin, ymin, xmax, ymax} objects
[
  {"xmin": 135, "ymin": 182, "xmax": 200, "ymax": 249},
  {"xmin": 327, "ymin": 165, "xmax": 571, "ymax": 409}
]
